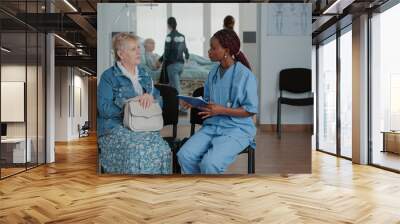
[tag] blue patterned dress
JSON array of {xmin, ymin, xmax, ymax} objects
[{"xmin": 97, "ymin": 63, "xmax": 172, "ymax": 174}]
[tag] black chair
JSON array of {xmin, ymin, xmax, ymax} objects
[
  {"xmin": 154, "ymin": 84, "xmax": 180, "ymax": 173},
  {"xmin": 277, "ymin": 68, "xmax": 313, "ymax": 139},
  {"xmin": 190, "ymin": 87, "xmax": 205, "ymax": 136},
  {"xmin": 182, "ymin": 86, "xmax": 255, "ymax": 174},
  {"xmin": 96, "ymin": 109, "xmax": 104, "ymax": 174},
  {"xmin": 155, "ymin": 84, "xmax": 179, "ymax": 140},
  {"xmin": 97, "ymin": 143, "xmax": 105, "ymax": 174},
  {"xmin": 78, "ymin": 121, "xmax": 90, "ymax": 138}
]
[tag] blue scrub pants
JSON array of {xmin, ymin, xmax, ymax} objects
[
  {"xmin": 177, "ymin": 125, "xmax": 250, "ymax": 174},
  {"xmin": 167, "ymin": 63, "xmax": 184, "ymax": 94}
]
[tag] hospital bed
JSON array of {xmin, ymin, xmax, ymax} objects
[{"xmin": 140, "ymin": 53, "xmax": 217, "ymax": 95}]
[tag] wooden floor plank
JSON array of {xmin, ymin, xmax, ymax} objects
[{"xmin": 0, "ymin": 133, "xmax": 399, "ymax": 223}]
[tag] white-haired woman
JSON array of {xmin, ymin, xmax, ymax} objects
[{"xmin": 97, "ymin": 32, "xmax": 171, "ymax": 174}]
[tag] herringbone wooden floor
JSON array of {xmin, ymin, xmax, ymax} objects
[{"xmin": 1, "ymin": 133, "xmax": 400, "ymax": 223}]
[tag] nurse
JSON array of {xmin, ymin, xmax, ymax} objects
[{"xmin": 177, "ymin": 29, "xmax": 258, "ymax": 174}]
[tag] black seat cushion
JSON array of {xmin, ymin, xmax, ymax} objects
[{"xmin": 279, "ymin": 97, "xmax": 313, "ymax": 106}]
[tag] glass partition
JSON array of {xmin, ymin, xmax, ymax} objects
[
  {"xmin": 339, "ymin": 27, "xmax": 352, "ymax": 158},
  {"xmin": 0, "ymin": 1, "xmax": 46, "ymax": 179},
  {"xmin": 370, "ymin": 3, "xmax": 400, "ymax": 171},
  {"xmin": 317, "ymin": 35, "xmax": 337, "ymax": 155},
  {"xmin": 1, "ymin": 30, "xmax": 28, "ymax": 177}
]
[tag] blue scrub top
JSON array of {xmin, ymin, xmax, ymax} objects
[{"xmin": 203, "ymin": 62, "xmax": 259, "ymax": 139}]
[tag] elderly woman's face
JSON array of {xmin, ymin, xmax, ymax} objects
[
  {"xmin": 118, "ymin": 39, "xmax": 141, "ymax": 66},
  {"xmin": 144, "ymin": 41, "xmax": 155, "ymax": 52}
]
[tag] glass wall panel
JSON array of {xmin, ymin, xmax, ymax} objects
[
  {"xmin": 27, "ymin": 31, "xmax": 38, "ymax": 169},
  {"xmin": 0, "ymin": 1, "xmax": 46, "ymax": 179},
  {"xmin": 1, "ymin": 30, "xmax": 28, "ymax": 177},
  {"xmin": 172, "ymin": 3, "xmax": 204, "ymax": 56},
  {"xmin": 371, "ymin": 3, "xmax": 400, "ymax": 171},
  {"xmin": 339, "ymin": 28, "xmax": 352, "ymax": 158},
  {"xmin": 317, "ymin": 35, "xmax": 337, "ymax": 154},
  {"xmin": 136, "ymin": 3, "xmax": 167, "ymax": 56}
]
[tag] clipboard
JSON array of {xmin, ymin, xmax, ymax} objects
[{"xmin": 178, "ymin": 95, "xmax": 208, "ymax": 108}]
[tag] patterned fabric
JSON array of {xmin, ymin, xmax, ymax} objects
[{"xmin": 98, "ymin": 125, "xmax": 172, "ymax": 174}]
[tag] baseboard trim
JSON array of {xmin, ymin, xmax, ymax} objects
[{"xmin": 259, "ymin": 124, "xmax": 313, "ymax": 132}]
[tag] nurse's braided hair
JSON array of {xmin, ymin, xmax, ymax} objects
[{"xmin": 212, "ymin": 29, "xmax": 252, "ymax": 71}]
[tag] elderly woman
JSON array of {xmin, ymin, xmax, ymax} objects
[
  {"xmin": 143, "ymin": 38, "xmax": 161, "ymax": 71},
  {"xmin": 97, "ymin": 32, "xmax": 171, "ymax": 174}
]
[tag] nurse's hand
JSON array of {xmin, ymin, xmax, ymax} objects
[
  {"xmin": 180, "ymin": 100, "xmax": 192, "ymax": 110},
  {"xmin": 138, "ymin": 93, "xmax": 154, "ymax": 109},
  {"xmin": 198, "ymin": 103, "xmax": 226, "ymax": 119}
]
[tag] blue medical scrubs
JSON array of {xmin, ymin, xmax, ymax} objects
[{"xmin": 177, "ymin": 61, "xmax": 258, "ymax": 174}]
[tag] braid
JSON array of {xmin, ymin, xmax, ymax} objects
[{"xmin": 212, "ymin": 29, "xmax": 252, "ymax": 71}]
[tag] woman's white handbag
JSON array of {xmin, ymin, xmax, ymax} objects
[{"xmin": 123, "ymin": 97, "xmax": 164, "ymax": 132}]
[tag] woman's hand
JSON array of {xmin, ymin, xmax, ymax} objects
[
  {"xmin": 198, "ymin": 103, "xmax": 226, "ymax": 119},
  {"xmin": 180, "ymin": 100, "xmax": 192, "ymax": 110},
  {"xmin": 155, "ymin": 61, "xmax": 161, "ymax": 69},
  {"xmin": 138, "ymin": 93, "xmax": 154, "ymax": 109}
]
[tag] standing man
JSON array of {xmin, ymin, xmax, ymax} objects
[{"xmin": 159, "ymin": 17, "xmax": 189, "ymax": 97}]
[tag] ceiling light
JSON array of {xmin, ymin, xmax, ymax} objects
[
  {"xmin": 1, "ymin": 47, "xmax": 11, "ymax": 53},
  {"xmin": 54, "ymin": 34, "xmax": 75, "ymax": 48},
  {"xmin": 63, "ymin": 0, "xmax": 78, "ymax": 12},
  {"xmin": 78, "ymin": 67, "xmax": 93, "ymax": 76},
  {"xmin": 323, "ymin": 0, "xmax": 345, "ymax": 15}
]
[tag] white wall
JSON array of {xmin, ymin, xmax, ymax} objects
[
  {"xmin": 97, "ymin": 3, "xmax": 137, "ymax": 83},
  {"xmin": 71, "ymin": 74, "xmax": 89, "ymax": 138},
  {"xmin": 258, "ymin": 3, "xmax": 312, "ymax": 125},
  {"xmin": 239, "ymin": 4, "xmax": 258, "ymax": 82},
  {"xmin": 55, "ymin": 67, "xmax": 89, "ymax": 141},
  {"xmin": 55, "ymin": 67, "xmax": 69, "ymax": 141}
]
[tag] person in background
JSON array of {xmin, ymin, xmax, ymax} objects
[
  {"xmin": 159, "ymin": 17, "xmax": 189, "ymax": 96},
  {"xmin": 177, "ymin": 29, "xmax": 257, "ymax": 174},
  {"xmin": 97, "ymin": 32, "xmax": 171, "ymax": 174},
  {"xmin": 144, "ymin": 38, "xmax": 161, "ymax": 71},
  {"xmin": 223, "ymin": 15, "xmax": 235, "ymax": 31}
]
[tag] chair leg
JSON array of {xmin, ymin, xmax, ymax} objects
[
  {"xmin": 277, "ymin": 100, "xmax": 281, "ymax": 139},
  {"xmin": 190, "ymin": 124, "xmax": 195, "ymax": 136},
  {"xmin": 173, "ymin": 124, "xmax": 177, "ymax": 139},
  {"xmin": 248, "ymin": 148, "xmax": 255, "ymax": 174},
  {"xmin": 172, "ymin": 147, "xmax": 178, "ymax": 174},
  {"xmin": 172, "ymin": 141, "xmax": 182, "ymax": 174}
]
